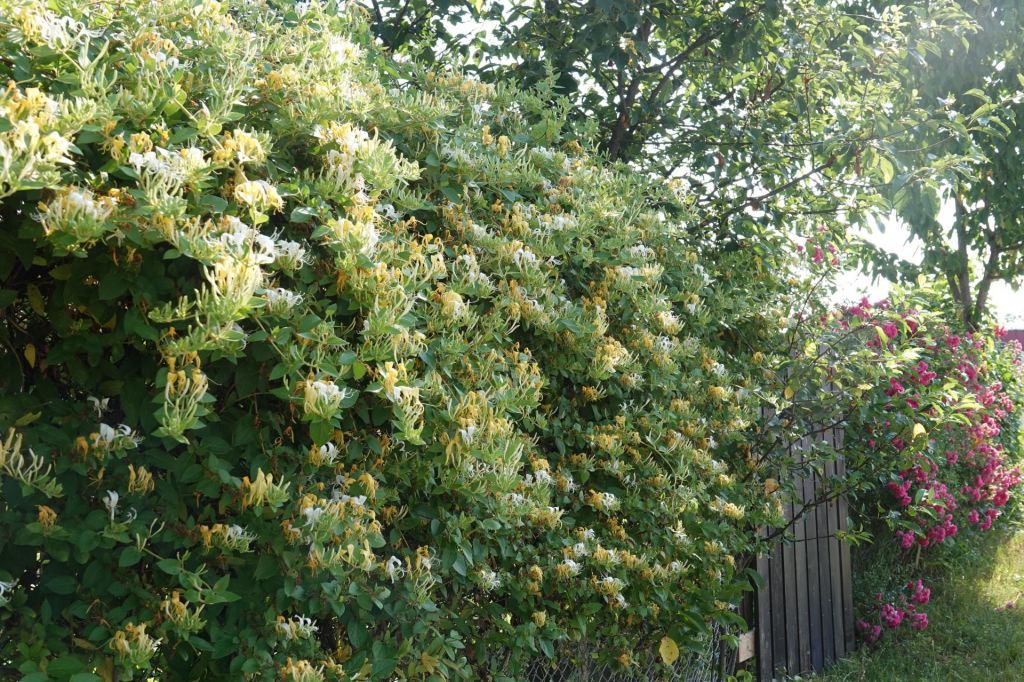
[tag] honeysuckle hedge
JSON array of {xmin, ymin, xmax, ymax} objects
[
  {"xmin": 0, "ymin": 1, "xmax": 1021, "ymax": 680},
  {"xmin": 0, "ymin": 1, "xmax": 813, "ymax": 678}
]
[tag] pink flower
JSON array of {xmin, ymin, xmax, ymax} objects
[
  {"xmin": 909, "ymin": 612, "xmax": 928, "ymax": 631},
  {"xmin": 881, "ymin": 604, "xmax": 904, "ymax": 628},
  {"xmin": 909, "ymin": 580, "xmax": 930, "ymax": 605},
  {"xmin": 886, "ymin": 378, "xmax": 906, "ymax": 396},
  {"xmin": 812, "ymin": 246, "xmax": 824, "ymax": 264}
]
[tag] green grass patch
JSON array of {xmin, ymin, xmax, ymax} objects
[{"xmin": 814, "ymin": 531, "xmax": 1024, "ymax": 681}]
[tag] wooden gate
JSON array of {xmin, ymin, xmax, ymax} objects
[{"xmin": 755, "ymin": 426, "xmax": 855, "ymax": 680}]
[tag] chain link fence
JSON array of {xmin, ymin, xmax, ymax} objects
[{"xmin": 515, "ymin": 624, "xmax": 734, "ymax": 682}]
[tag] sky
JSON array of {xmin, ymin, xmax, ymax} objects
[{"xmin": 834, "ymin": 204, "xmax": 1023, "ymax": 327}]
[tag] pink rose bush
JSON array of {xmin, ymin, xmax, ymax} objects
[{"xmin": 831, "ymin": 293, "xmax": 1024, "ymax": 644}]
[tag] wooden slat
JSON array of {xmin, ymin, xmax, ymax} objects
[
  {"xmin": 783, "ymin": 444, "xmax": 800, "ymax": 674},
  {"xmin": 794, "ymin": 436, "xmax": 811, "ymax": 674},
  {"xmin": 801, "ymin": 436, "xmax": 823, "ymax": 672},
  {"xmin": 816, "ymin": 434, "xmax": 836, "ymax": 667},
  {"xmin": 757, "ymin": 532, "xmax": 773, "ymax": 681},
  {"xmin": 826, "ymin": 442, "xmax": 846, "ymax": 661},
  {"xmin": 837, "ymin": 432, "xmax": 855, "ymax": 654},
  {"xmin": 756, "ymin": 407, "xmax": 773, "ymax": 682},
  {"xmin": 754, "ymin": 414, "xmax": 852, "ymax": 681},
  {"xmin": 770, "ymin": 534, "xmax": 787, "ymax": 676}
]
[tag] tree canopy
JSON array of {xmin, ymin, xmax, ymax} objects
[
  {"xmin": 369, "ymin": 0, "xmax": 1024, "ymax": 322},
  {"xmin": 852, "ymin": 0, "xmax": 1024, "ymax": 328}
]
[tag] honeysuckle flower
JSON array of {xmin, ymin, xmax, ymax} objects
[
  {"xmin": 303, "ymin": 379, "xmax": 348, "ymax": 420},
  {"xmin": 36, "ymin": 186, "xmax": 116, "ymax": 247},
  {"xmin": 477, "ymin": 568, "xmax": 501, "ymax": 591},
  {"xmin": 335, "ymin": 493, "xmax": 366, "ymax": 506},
  {"xmin": 109, "ymin": 622, "xmax": 161, "ymax": 669},
  {"xmin": 302, "ymin": 506, "xmax": 325, "ymax": 529},
  {"xmin": 326, "ymin": 35, "xmax": 363, "ymax": 65},
  {"xmin": 0, "ymin": 579, "xmax": 16, "ymax": 605},
  {"xmin": 384, "ymin": 555, "xmax": 404, "ymax": 582},
  {"xmin": 234, "ymin": 180, "xmax": 283, "ymax": 212},
  {"xmin": 512, "ymin": 247, "xmax": 539, "ymax": 270},
  {"xmin": 102, "ymin": 490, "xmax": 119, "ymax": 521},
  {"xmin": 326, "ymin": 216, "xmax": 378, "ymax": 256},
  {"xmin": 222, "ymin": 525, "xmax": 256, "ymax": 551},
  {"xmin": 264, "ymin": 287, "xmax": 303, "ymax": 315},
  {"xmin": 316, "ymin": 442, "xmax": 340, "ymax": 466},
  {"xmin": 458, "ymin": 424, "xmax": 477, "ymax": 444},
  {"xmin": 276, "ymin": 614, "xmax": 319, "ymax": 640},
  {"xmin": 273, "ymin": 239, "xmax": 306, "ymax": 271},
  {"xmin": 87, "ymin": 396, "xmax": 109, "ymax": 419}
]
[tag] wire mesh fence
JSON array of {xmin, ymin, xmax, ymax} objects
[{"xmin": 516, "ymin": 624, "xmax": 732, "ymax": 682}]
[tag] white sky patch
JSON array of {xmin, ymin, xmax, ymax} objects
[{"xmin": 835, "ymin": 201, "xmax": 1023, "ymax": 325}]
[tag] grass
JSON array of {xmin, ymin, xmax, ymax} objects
[{"xmin": 812, "ymin": 530, "xmax": 1024, "ymax": 682}]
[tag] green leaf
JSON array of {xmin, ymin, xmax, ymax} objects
[
  {"xmin": 290, "ymin": 206, "xmax": 316, "ymax": 223},
  {"xmin": 157, "ymin": 559, "xmax": 181, "ymax": 576},
  {"xmin": 118, "ymin": 547, "xmax": 143, "ymax": 567},
  {"xmin": 309, "ymin": 419, "xmax": 333, "ymax": 445},
  {"xmin": 44, "ymin": 575, "xmax": 76, "ymax": 595}
]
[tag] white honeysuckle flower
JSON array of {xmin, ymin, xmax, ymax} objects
[
  {"xmin": 384, "ymin": 556, "xmax": 404, "ymax": 582},
  {"xmin": 478, "ymin": 568, "xmax": 501, "ymax": 591},
  {"xmin": 233, "ymin": 180, "xmax": 283, "ymax": 212},
  {"xmin": 97, "ymin": 423, "xmax": 116, "ymax": 446},
  {"xmin": 535, "ymin": 469, "xmax": 554, "ymax": 485},
  {"xmin": 273, "ymin": 240, "xmax": 306, "ymax": 270},
  {"xmin": 600, "ymin": 576, "xmax": 623, "ymax": 591},
  {"xmin": 505, "ymin": 493, "xmax": 526, "ymax": 508},
  {"xmin": 512, "ymin": 248, "xmax": 538, "ymax": 270},
  {"xmin": 102, "ymin": 490, "xmax": 119, "ymax": 521},
  {"xmin": 251, "ymin": 232, "xmax": 277, "ymax": 264},
  {"xmin": 318, "ymin": 442, "xmax": 339, "ymax": 465},
  {"xmin": 264, "ymin": 287, "xmax": 303, "ymax": 315},
  {"xmin": 303, "ymin": 380, "xmax": 347, "ymax": 420},
  {"xmin": 458, "ymin": 425, "xmax": 477, "ymax": 445},
  {"xmin": 302, "ymin": 506, "xmax": 324, "ymax": 528}
]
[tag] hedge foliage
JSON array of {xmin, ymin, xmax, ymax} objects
[
  {"xmin": 0, "ymin": 1, "xmax": 1021, "ymax": 681},
  {"xmin": 0, "ymin": 1, "xmax": 812, "ymax": 678}
]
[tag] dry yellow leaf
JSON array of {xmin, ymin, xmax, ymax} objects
[
  {"xmin": 659, "ymin": 635, "xmax": 679, "ymax": 665},
  {"xmin": 23, "ymin": 343, "xmax": 36, "ymax": 368}
]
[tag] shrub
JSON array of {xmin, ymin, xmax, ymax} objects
[
  {"xmin": 830, "ymin": 291, "xmax": 1024, "ymax": 643},
  {"xmin": 0, "ymin": 1, "xmax": 816, "ymax": 678}
]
